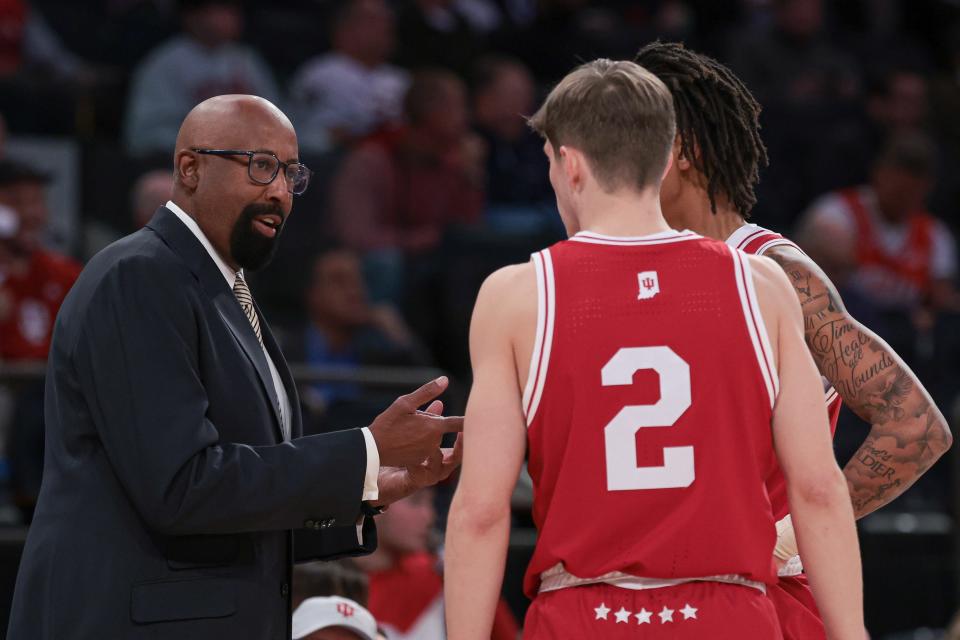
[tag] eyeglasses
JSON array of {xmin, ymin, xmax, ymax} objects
[{"xmin": 191, "ymin": 148, "xmax": 313, "ymax": 195}]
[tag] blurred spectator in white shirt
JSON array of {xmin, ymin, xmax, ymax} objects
[
  {"xmin": 123, "ymin": 0, "xmax": 279, "ymax": 156},
  {"xmin": 289, "ymin": 0, "xmax": 408, "ymax": 153}
]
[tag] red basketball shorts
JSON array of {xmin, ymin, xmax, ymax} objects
[
  {"xmin": 523, "ymin": 581, "xmax": 783, "ymax": 639},
  {"xmin": 768, "ymin": 574, "xmax": 826, "ymax": 640}
]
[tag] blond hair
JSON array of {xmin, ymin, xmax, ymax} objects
[{"xmin": 529, "ymin": 59, "xmax": 676, "ymax": 192}]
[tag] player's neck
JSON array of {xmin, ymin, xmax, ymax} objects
[
  {"xmin": 680, "ymin": 194, "xmax": 747, "ymax": 242},
  {"xmin": 573, "ymin": 187, "xmax": 671, "ymax": 238}
]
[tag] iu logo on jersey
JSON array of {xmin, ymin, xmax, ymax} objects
[
  {"xmin": 637, "ymin": 271, "xmax": 660, "ymax": 300},
  {"xmin": 337, "ymin": 603, "xmax": 356, "ymax": 618}
]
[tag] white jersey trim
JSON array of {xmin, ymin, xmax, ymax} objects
[
  {"xmin": 726, "ymin": 224, "xmax": 767, "ymax": 250},
  {"xmin": 725, "ymin": 223, "xmax": 804, "ymax": 257},
  {"xmin": 825, "ymin": 386, "xmax": 839, "ymax": 406},
  {"xmin": 522, "ymin": 250, "xmax": 555, "ymax": 426},
  {"xmin": 755, "ymin": 238, "xmax": 802, "ymax": 256},
  {"xmin": 731, "ymin": 248, "xmax": 780, "ymax": 408},
  {"xmin": 570, "ymin": 229, "xmax": 700, "ymax": 246},
  {"xmin": 538, "ymin": 563, "xmax": 767, "ymax": 596}
]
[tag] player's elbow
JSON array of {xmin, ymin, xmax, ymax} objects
[
  {"xmin": 933, "ymin": 418, "xmax": 953, "ymax": 457},
  {"xmin": 789, "ymin": 464, "xmax": 849, "ymax": 511},
  {"xmin": 449, "ymin": 496, "xmax": 511, "ymax": 536}
]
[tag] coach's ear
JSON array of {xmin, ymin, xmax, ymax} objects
[{"xmin": 175, "ymin": 149, "xmax": 201, "ymax": 193}]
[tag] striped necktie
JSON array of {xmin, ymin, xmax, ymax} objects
[
  {"xmin": 233, "ymin": 273, "xmax": 263, "ymax": 347},
  {"xmin": 234, "ymin": 273, "xmax": 288, "ymax": 439}
]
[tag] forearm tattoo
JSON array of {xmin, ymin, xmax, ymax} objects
[{"xmin": 766, "ymin": 247, "xmax": 951, "ymax": 518}]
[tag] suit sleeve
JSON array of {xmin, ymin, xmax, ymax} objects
[
  {"xmin": 72, "ymin": 257, "xmax": 368, "ymax": 537},
  {"xmin": 294, "ymin": 516, "xmax": 377, "ymax": 563}
]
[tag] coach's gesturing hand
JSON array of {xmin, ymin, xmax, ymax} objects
[{"xmin": 369, "ymin": 377, "xmax": 464, "ymax": 468}]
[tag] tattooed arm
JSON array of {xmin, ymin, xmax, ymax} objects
[{"xmin": 765, "ymin": 245, "xmax": 952, "ymax": 518}]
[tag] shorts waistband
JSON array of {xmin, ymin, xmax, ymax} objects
[{"xmin": 538, "ymin": 564, "xmax": 767, "ymax": 595}]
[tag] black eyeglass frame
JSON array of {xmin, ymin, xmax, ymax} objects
[{"xmin": 190, "ymin": 148, "xmax": 313, "ymax": 195}]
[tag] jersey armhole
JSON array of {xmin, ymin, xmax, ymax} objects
[
  {"xmin": 730, "ymin": 248, "xmax": 780, "ymax": 409},
  {"xmin": 755, "ymin": 238, "xmax": 806, "ymax": 257},
  {"xmin": 521, "ymin": 249, "xmax": 555, "ymax": 426}
]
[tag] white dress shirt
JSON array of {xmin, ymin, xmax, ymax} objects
[{"xmin": 165, "ymin": 201, "xmax": 379, "ymax": 503}]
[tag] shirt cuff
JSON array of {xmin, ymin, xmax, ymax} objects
[
  {"xmin": 360, "ymin": 427, "xmax": 380, "ymax": 502},
  {"xmin": 356, "ymin": 518, "xmax": 365, "ymax": 545}
]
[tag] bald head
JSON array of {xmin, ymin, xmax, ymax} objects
[
  {"xmin": 171, "ymin": 94, "xmax": 300, "ymax": 272},
  {"xmin": 175, "ymin": 95, "xmax": 295, "ymax": 166}
]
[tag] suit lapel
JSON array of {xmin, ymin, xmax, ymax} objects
[
  {"xmin": 213, "ymin": 291, "xmax": 285, "ymax": 441},
  {"xmin": 259, "ymin": 311, "xmax": 303, "ymax": 439},
  {"xmin": 147, "ymin": 206, "xmax": 285, "ymax": 442}
]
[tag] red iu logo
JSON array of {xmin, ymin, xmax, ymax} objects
[
  {"xmin": 642, "ymin": 277, "xmax": 655, "ymax": 290},
  {"xmin": 337, "ymin": 603, "xmax": 356, "ymax": 618}
]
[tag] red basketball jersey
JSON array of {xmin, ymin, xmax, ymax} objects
[
  {"xmin": 725, "ymin": 224, "xmax": 842, "ymax": 523},
  {"xmin": 523, "ymin": 229, "xmax": 781, "ymax": 598}
]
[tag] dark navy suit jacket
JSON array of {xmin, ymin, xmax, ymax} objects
[{"xmin": 8, "ymin": 207, "xmax": 375, "ymax": 639}]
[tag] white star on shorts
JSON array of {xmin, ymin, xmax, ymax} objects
[
  {"xmin": 681, "ymin": 603, "xmax": 698, "ymax": 620},
  {"xmin": 614, "ymin": 607, "xmax": 631, "ymax": 624},
  {"xmin": 594, "ymin": 603, "xmax": 610, "ymax": 620},
  {"xmin": 635, "ymin": 608, "xmax": 653, "ymax": 624},
  {"xmin": 659, "ymin": 606, "xmax": 675, "ymax": 623}
]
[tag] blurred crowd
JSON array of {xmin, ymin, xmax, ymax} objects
[{"xmin": 0, "ymin": 0, "xmax": 959, "ymax": 635}]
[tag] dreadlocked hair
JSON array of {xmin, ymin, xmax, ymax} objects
[{"xmin": 635, "ymin": 41, "xmax": 768, "ymax": 218}]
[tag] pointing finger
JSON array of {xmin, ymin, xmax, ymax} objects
[{"xmin": 395, "ymin": 377, "xmax": 449, "ymax": 412}]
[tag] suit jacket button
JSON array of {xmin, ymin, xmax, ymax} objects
[{"xmin": 281, "ymin": 583, "xmax": 289, "ymax": 598}]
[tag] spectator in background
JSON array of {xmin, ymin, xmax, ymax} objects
[
  {"xmin": 472, "ymin": 55, "xmax": 552, "ymax": 230},
  {"xmin": 833, "ymin": 66, "xmax": 933, "ymax": 187},
  {"xmin": 728, "ymin": 0, "xmax": 862, "ymax": 228},
  {"xmin": 394, "ymin": 0, "xmax": 484, "ymax": 77},
  {"xmin": 285, "ymin": 246, "xmax": 430, "ymax": 432},
  {"xmin": 353, "ymin": 488, "xmax": 518, "ymax": 640},
  {"xmin": 84, "ymin": 167, "xmax": 173, "ymax": 259},
  {"xmin": 329, "ymin": 70, "xmax": 484, "ymax": 255},
  {"xmin": 728, "ymin": 0, "xmax": 859, "ymax": 108},
  {"xmin": 0, "ymin": 160, "xmax": 81, "ymax": 521},
  {"xmin": 293, "ymin": 596, "xmax": 380, "ymax": 640},
  {"xmin": 0, "ymin": 0, "xmax": 92, "ymax": 81},
  {"xmin": 288, "ymin": 0, "xmax": 409, "ymax": 154},
  {"xmin": 293, "ymin": 560, "xmax": 370, "ymax": 610},
  {"xmin": 130, "ymin": 168, "xmax": 174, "ymax": 229},
  {"xmin": 797, "ymin": 132, "xmax": 960, "ymax": 356},
  {"xmin": 123, "ymin": 0, "xmax": 279, "ymax": 156}
]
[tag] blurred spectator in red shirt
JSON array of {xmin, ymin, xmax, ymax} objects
[
  {"xmin": 798, "ymin": 132, "xmax": 958, "ymax": 315},
  {"xmin": 289, "ymin": 0, "xmax": 409, "ymax": 153},
  {"xmin": 330, "ymin": 69, "xmax": 484, "ymax": 255},
  {"xmin": 354, "ymin": 487, "xmax": 518, "ymax": 640},
  {"xmin": 0, "ymin": 159, "xmax": 80, "ymax": 361},
  {"xmin": 0, "ymin": 159, "xmax": 80, "ymax": 522}
]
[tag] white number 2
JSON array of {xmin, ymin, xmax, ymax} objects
[{"xmin": 602, "ymin": 347, "xmax": 694, "ymax": 491}]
